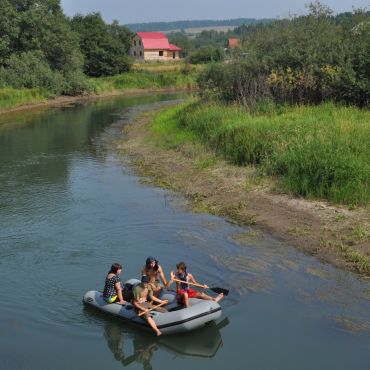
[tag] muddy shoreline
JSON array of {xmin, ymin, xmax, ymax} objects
[{"xmin": 117, "ymin": 107, "xmax": 370, "ymax": 276}]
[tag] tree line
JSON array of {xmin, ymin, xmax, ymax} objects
[
  {"xmin": 0, "ymin": 0, "xmax": 133, "ymax": 95},
  {"xmin": 126, "ymin": 18, "xmax": 270, "ymax": 32},
  {"xmin": 198, "ymin": 2, "xmax": 370, "ymax": 108}
]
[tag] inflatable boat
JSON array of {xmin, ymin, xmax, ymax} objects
[{"xmin": 83, "ymin": 278, "xmax": 222, "ymax": 335}]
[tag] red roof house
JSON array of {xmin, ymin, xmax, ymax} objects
[{"xmin": 131, "ymin": 32, "xmax": 182, "ymax": 61}]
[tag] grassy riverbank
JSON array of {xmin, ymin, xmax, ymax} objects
[
  {"xmin": 154, "ymin": 101, "xmax": 370, "ymax": 207},
  {"xmin": 0, "ymin": 65, "xmax": 198, "ymax": 111},
  {"xmin": 117, "ymin": 103, "xmax": 370, "ymax": 275},
  {"xmin": 0, "ymin": 88, "xmax": 48, "ymax": 110},
  {"xmin": 89, "ymin": 70, "xmax": 197, "ymax": 94}
]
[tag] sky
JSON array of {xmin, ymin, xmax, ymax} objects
[{"xmin": 60, "ymin": 0, "xmax": 370, "ymax": 24}]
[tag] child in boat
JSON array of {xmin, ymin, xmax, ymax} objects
[
  {"xmin": 103, "ymin": 263, "xmax": 126, "ymax": 305},
  {"xmin": 168, "ymin": 261, "xmax": 224, "ymax": 308},
  {"xmin": 132, "ymin": 275, "xmax": 169, "ymax": 336},
  {"xmin": 141, "ymin": 256, "xmax": 169, "ymax": 297}
]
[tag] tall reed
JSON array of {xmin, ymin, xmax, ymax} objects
[
  {"xmin": 0, "ymin": 88, "xmax": 45, "ymax": 109},
  {"xmin": 177, "ymin": 101, "xmax": 370, "ymax": 206}
]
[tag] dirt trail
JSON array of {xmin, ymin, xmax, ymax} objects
[{"xmin": 117, "ymin": 109, "xmax": 370, "ymax": 276}]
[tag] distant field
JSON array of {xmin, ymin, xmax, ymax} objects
[
  {"xmin": 185, "ymin": 25, "xmax": 237, "ymax": 34},
  {"xmin": 160, "ymin": 25, "xmax": 237, "ymax": 35}
]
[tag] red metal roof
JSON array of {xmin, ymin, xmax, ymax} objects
[
  {"xmin": 169, "ymin": 44, "xmax": 182, "ymax": 51},
  {"xmin": 137, "ymin": 32, "xmax": 170, "ymax": 49}
]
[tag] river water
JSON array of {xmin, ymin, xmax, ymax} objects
[{"xmin": 0, "ymin": 93, "xmax": 370, "ymax": 370}]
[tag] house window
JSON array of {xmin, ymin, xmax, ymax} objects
[
  {"xmin": 139, "ymin": 40, "xmax": 141, "ymax": 46},
  {"xmin": 140, "ymin": 51, "xmax": 142, "ymax": 57},
  {"xmin": 159, "ymin": 51, "xmax": 164, "ymax": 57},
  {"xmin": 173, "ymin": 52, "xmax": 176, "ymax": 59},
  {"xmin": 134, "ymin": 51, "xmax": 136, "ymax": 56}
]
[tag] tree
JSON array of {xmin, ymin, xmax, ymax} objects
[
  {"xmin": 0, "ymin": 0, "xmax": 20, "ymax": 65},
  {"xmin": 188, "ymin": 46, "xmax": 225, "ymax": 64},
  {"xmin": 0, "ymin": 0, "xmax": 87, "ymax": 95},
  {"xmin": 71, "ymin": 13, "xmax": 132, "ymax": 77}
]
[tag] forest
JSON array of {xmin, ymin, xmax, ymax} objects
[{"xmin": 0, "ymin": 0, "xmax": 133, "ymax": 96}]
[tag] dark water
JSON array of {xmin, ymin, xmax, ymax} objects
[{"xmin": 0, "ymin": 93, "xmax": 370, "ymax": 370}]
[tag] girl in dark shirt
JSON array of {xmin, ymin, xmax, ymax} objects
[{"xmin": 103, "ymin": 263, "xmax": 125, "ymax": 304}]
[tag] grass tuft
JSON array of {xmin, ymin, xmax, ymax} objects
[
  {"xmin": 176, "ymin": 100, "xmax": 370, "ymax": 206},
  {"xmin": 0, "ymin": 87, "xmax": 46, "ymax": 109}
]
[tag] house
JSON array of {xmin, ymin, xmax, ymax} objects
[
  {"xmin": 227, "ymin": 38, "xmax": 240, "ymax": 49},
  {"xmin": 130, "ymin": 32, "xmax": 182, "ymax": 61}
]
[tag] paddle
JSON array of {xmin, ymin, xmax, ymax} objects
[
  {"xmin": 172, "ymin": 278, "xmax": 229, "ymax": 296},
  {"xmin": 138, "ymin": 301, "xmax": 168, "ymax": 317}
]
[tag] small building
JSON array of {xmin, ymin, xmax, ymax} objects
[
  {"xmin": 130, "ymin": 32, "xmax": 182, "ymax": 61},
  {"xmin": 228, "ymin": 38, "xmax": 240, "ymax": 49}
]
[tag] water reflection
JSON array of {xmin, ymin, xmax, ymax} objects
[
  {"xmin": 105, "ymin": 322, "xmax": 157, "ymax": 370},
  {"xmin": 85, "ymin": 307, "xmax": 227, "ymax": 369}
]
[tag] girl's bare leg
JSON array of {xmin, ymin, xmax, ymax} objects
[
  {"xmin": 198, "ymin": 292, "xmax": 224, "ymax": 303},
  {"xmin": 214, "ymin": 293, "xmax": 224, "ymax": 303},
  {"xmin": 145, "ymin": 314, "xmax": 162, "ymax": 336},
  {"xmin": 182, "ymin": 292, "xmax": 190, "ymax": 307}
]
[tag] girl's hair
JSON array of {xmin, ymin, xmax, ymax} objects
[
  {"xmin": 176, "ymin": 261, "xmax": 187, "ymax": 271},
  {"xmin": 145, "ymin": 256, "xmax": 158, "ymax": 271},
  {"xmin": 109, "ymin": 263, "xmax": 122, "ymax": 274}
]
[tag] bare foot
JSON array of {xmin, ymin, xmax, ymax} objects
[
  {"xmin": 156, "ymin": 330, "xmax": 162, "ymax": 336},
  {"xmin": 214, "ymin": 293, "xmax": 224, "ymax": 303}
]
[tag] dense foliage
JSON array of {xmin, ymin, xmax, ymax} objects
[
  {"xmin": 70, "ymin": 13, "xmax": 133, "ymax": 77},
  {"xmin": 168, "ymin": 30, "xmax": 236, "ymax": 58},
  {"xmin": 0, "ymin": 0, "xmax": 133, "ymax": 95},
  {"xmin": 198, "ymin": 3, "xmax": 370, "ymax": 107},
  {"xmin": 0, "ymin": 0, "xmax": 88, "ymax": 95},
  {"xmin": 188, "ymin": 46, "xmax": 225, "ymax": 64}
]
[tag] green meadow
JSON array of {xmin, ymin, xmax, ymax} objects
[{"xmin": 151, "ymin": 101, "xmax": 370, "ymax": 207}]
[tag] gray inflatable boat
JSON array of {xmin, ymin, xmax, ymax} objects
[{"xmin": 83, "ymin": 278, "xmax": 222, "ymax": 335}]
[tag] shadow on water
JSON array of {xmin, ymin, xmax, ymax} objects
[{"xmin": 83, "ymin": 306, "xmax": 228, "ymax": 369}]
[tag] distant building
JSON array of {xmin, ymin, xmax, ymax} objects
[
  {"xmin": 130, "ymin": 32, "xmax": 182, "ymax": 61},
  {"xmin": 228, "ymin": 38, "xmax": 240, "ymax": 49}
]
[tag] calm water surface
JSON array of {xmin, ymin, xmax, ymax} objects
[{"xmin": 1, "ymin": 93, "xmax": 370, "ymax": 370}]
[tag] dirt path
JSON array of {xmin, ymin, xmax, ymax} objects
[{"xmin": 117, "ymin": 108, "xmax": 370, "ymax": 276}]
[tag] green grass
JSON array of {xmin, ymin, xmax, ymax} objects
[
  {"xmin": 0, "ymin": 68, "xmax": 198, "ymax": 111},
  {"xmin": 90, "ymin": 70, "xmax": 197, "ymax": 93},
  {"xmin": 0, "ymin": 87, "xmax": 46, "ymax": 109},
  {"xmin": 149, "ymin": 104, "xmax": 220, "ymax": 170},
  {"xmin": 149, "ymin": 105, "xmax": 198, "ymax": 149},
  {"xmin": 156, "ymin": 100, "xmax": 370, "ymax": 207}
]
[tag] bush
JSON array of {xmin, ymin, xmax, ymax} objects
[
  {"xmin": 188, "ymin": 46, "xmax": 225, "ymax": 64},
  {"xmin": 197, "ymin": 5, "xmax": 370, "ymax": 108},
  {"xmin": 0, "ymin": 52, "xmax": 66, "ymax": 95},
  {"xmin": 62, "ymin": 70, "xmax": 92, "ymax": 96}
]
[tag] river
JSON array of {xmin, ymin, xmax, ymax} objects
[{"xmin": 0, "ymin": 93, "xmax": 369, "ymax": 370}]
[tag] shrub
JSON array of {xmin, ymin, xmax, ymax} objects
[
  {"xmin": 188, "ymin": 46, "xmax": 225, "ymax": 64},
  {"xmin": 0, "ymin": 51, "xmax": 66, "ymax": 95}
]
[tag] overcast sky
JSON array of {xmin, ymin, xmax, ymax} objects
[{"xmin": 60, "ymin": 0, "xmax": 370, "ymax": 24}]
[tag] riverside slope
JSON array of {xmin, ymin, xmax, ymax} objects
[{"xmin": 117, "ymin": 106, "xmax": 370, "ymax": 277}]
